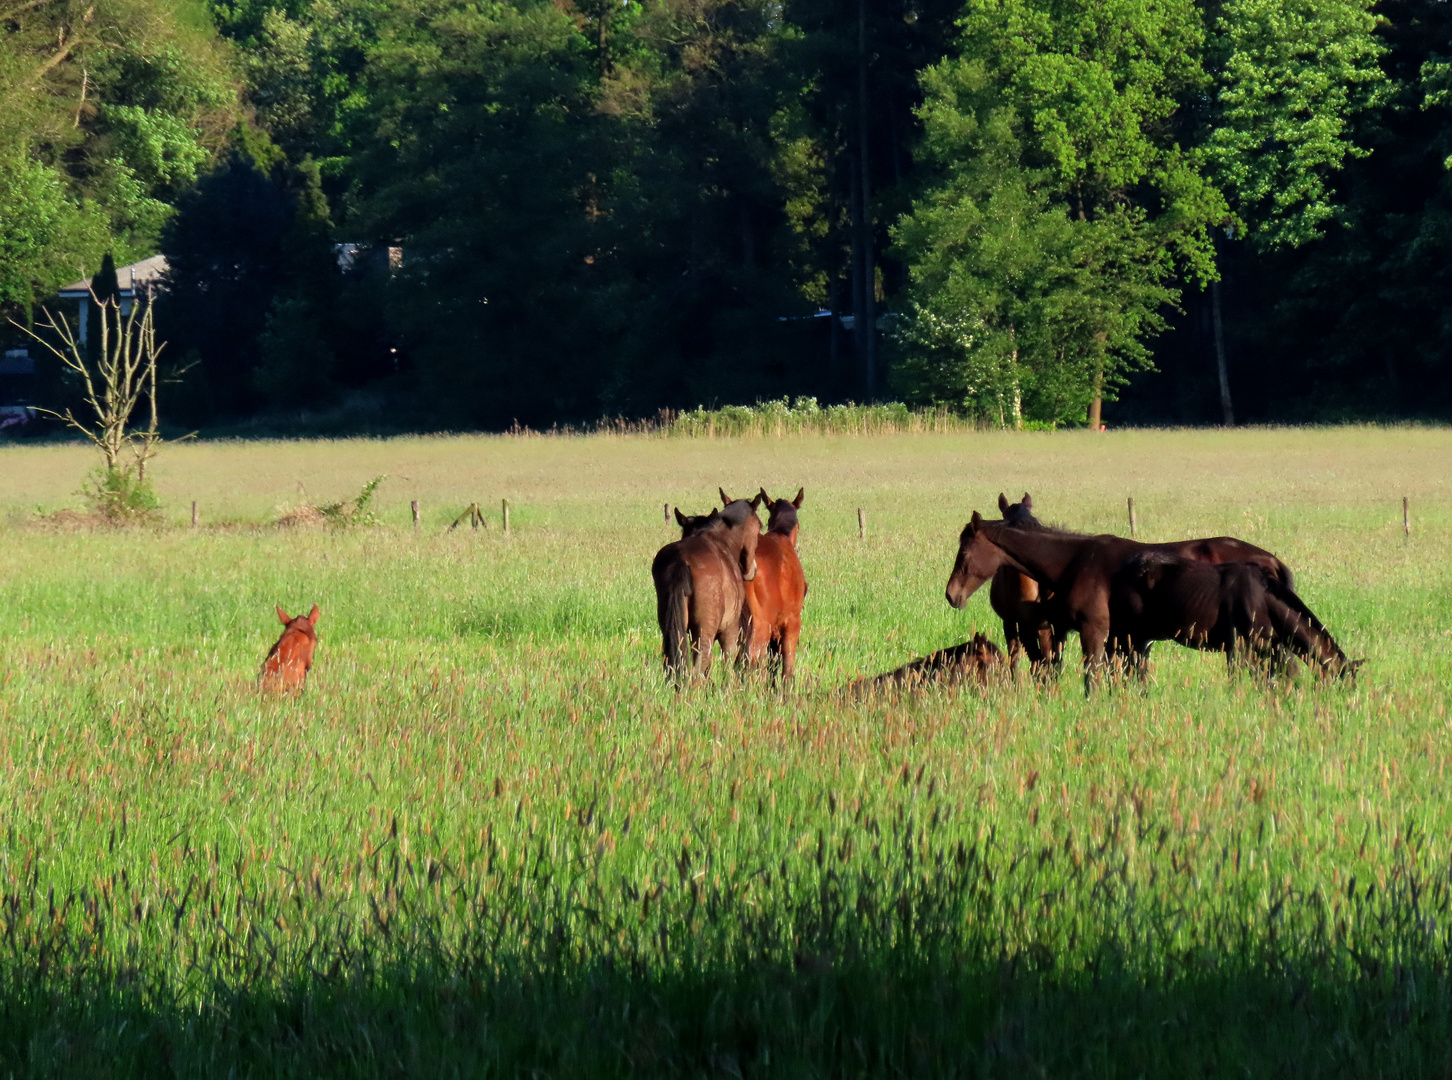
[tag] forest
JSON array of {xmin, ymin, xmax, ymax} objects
[{"xmin": 2, "ymin": 0, "xmax": 1449, "ymax": 430}]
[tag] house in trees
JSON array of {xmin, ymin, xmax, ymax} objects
[{"xmin": 57, "ymin": 255, "xmax": 169, "ymax": 348}]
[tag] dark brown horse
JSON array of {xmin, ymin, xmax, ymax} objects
[
  {"xmin": 742, "ymin": 487, "xmax": 809, "ymax": 680},
  {"xmin": 988, "ymin": 493, "xmax": 1058, "ymax": 671},
  {"xmin": 1108, "ymin": 551, "xmax": 1358, "ymax": 677},
  {"xmin": 946, "ymin": 514, "xmax": 1347, "ymax": 690},
  {"xmin": 653, "ymin": 492, "xmax": 762, "ymax": 679},
  {"xmin": 986, "ymin": 492, "xmax": 1296, "ymax": 675},
  {"xmin": 846, "ymin": 632, "xmax": 1005, "ymax": 696}
]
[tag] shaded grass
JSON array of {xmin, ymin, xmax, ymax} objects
[{"xmin": 0, "ymin": 427, "xmax": 1447, "ymax": 1075}]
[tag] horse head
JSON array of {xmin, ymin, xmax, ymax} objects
[
  {"xmin": 718, "ymin": 488, "xmax": 763, "ymax": 581},
  {"xmin": 997, "ymin": 492, "xmax": 1042, "ymax": 529},
  {"xmin": 675, "ymin": 506, "xmax": 722, "ymax": 537},
  {"xmin": 276, "ymin": 604, "xmax": 321, "ymax": 635},
  {"xmin": 758, "ymin": 486, "xmax": 803, "ymax": 545},
  {"xmin": 946, "ymin": 512, "xmax": 1023, "ymax": 609}
]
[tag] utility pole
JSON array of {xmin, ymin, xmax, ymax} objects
[
  {"xmin": 856, "ymin": 0, "xmax": 876, "ymax": 401},
  {"xmin": 1212, "ymin": 278, "xmax": 1234, "ymax": 427}
]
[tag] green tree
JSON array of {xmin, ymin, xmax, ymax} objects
[{"xmin": 893, "ymin": 0, "xmax": 1221, "ymax": 425}]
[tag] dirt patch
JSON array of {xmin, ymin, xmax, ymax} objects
[{"xmin": 274, "ymin": 503, "xmax": 328, "ymax": 528}]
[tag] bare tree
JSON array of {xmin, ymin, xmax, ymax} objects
[{"xmin": 10, "ymin": 288, "xmax": 181, "ymax": 514}]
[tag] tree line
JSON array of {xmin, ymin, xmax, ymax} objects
[{"xmin": 3, "ymin": 0, "xmax": 1449, "ymax": 430}]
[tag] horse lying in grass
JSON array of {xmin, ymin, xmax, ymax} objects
[
  {"xmin": 742, "ymin": 487, "xmax": 808, "ymax": 681},
  {"xmin": 261, "ymin": 605, "xmax": 320, "ymax": 691},
  {"xmin": 986, "ymin": 492, "xmax": 1296, "ymax": 677},
  {"xmin": 947, "ymin": 512, "xmax": 1353, "ymax": 690},
  {"xmin": 652, "ymin": 491, "xmax": 762, "ymax": 680},
  {"xmin": 846, "ymin": 633, "xmax": 1004, "ymax": 697}
]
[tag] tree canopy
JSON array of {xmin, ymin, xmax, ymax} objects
[{"xmin": 1, "ymin": 0, "xmax": 1446, "ymax": 427}]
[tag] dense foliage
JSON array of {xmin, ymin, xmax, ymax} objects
[{"xmin": 2, "ymin": 0, "xmax": 1449, "ymax": 427}]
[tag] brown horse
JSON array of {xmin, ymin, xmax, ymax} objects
[
  {"xmin": 741, "ymin": 487, "xmax": 809, "ymax": 680},
  {"xmin": 987, "ymin": 492, "xmax": 1296, "ymax": 675},
  {"xmin": 653, "ymin": 492, "xmax": 762, "ymax": 680},
  {"xmin": 846, "ymin": 632, "xmax": 1004, "ymax": 696},
  {"xmin": 946, "ymin": 514, "xmax": 1345, "ymax": 690},
  {"xmin": 261, "ymin": 604, "xmax": 320, "ymax": 691},
  {"xmin": 988, "ymin": 493, "xmax": 1058, "ymax": 671},
  {"xmin": 1108, "ymin": 551, "xmax": 1358, "ymax": 678}
]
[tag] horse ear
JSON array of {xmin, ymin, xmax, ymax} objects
[
  {"xmin": 970, "ymin": 510, "xmax": 983, "ymax": 528},
  {"xmin": 307, "ymin": 604, "xmax": 320, "ymax": 627},
  {"xmin": 719, "ymin": 487, "xmax": 731, "ymax": 506},
  {"xmin": 758, "ymin": 487, "xmax": 771, "ymax": 506},
  {"xmin": 276, "ymin": 605, "xmax": 291, "ymax": 626},
  {"xmin": 749, "ymin": 491, "xmax": 763, "ymax": 509},
  {"xmin": 674, "ymin": 507, "xmax": 689, "ymax": 527},
  {"xmin": 793, "ymin": 487, "xmax": 804, "ymax": 508},
  {"xmin": 998, "ymin": 492, "xmax": 1009, "ymax": 513},
  {"xmin": 1022, "ymin": 493, "xmax": 1032, "ymax": 509}
]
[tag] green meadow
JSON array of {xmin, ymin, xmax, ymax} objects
[{"xmin": 0, "ymin": 426, "xmax": 1449, "ymax": 1077}]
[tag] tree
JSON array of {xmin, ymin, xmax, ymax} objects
[
  {"xmin": 893, "ymin": 0, "xmax": 1221, "ymax": 425},
  {"xmin": 11, "ymin": 289, "xmax": 173, "ymax": 517},
  {"xmin": 0, "ymin": 0, "xmax": 239, "ymax": 316}
]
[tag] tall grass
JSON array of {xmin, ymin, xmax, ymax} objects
[{"xmin": 0, "ymin": 427, "xmax": 1448, "ymax": 1076}]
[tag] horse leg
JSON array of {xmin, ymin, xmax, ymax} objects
[
  {"xmin": 781, "ymin": 616, "xmax": 801, "ymax": 684},
  {"xmin": 694, "ymin": 608, "xmax": 720, "ymax": 680},
  {"xmin": 1001, "ymin": 618, "xmax": 1025, "ymax": 675},
  {"xmin": 716, "ymin": 605, "xmax": 741, "ymax": 674},
  {"xmin": 1080, "ymin": 621, "xmax": 1109, "ymax": 696}
]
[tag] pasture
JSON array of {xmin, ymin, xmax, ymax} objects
[{"xmin": 0, "ymin": 426, "xmax": 1449, "ymax": 1077}]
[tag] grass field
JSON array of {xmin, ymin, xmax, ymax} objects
[{"xmin": 0, "ymin": 426, "xmax": 1449, "ymax": 1077}]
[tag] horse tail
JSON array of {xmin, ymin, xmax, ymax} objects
[{"xmin": 655, "ymin": 553, "xmax": 693, "ymax": 673}]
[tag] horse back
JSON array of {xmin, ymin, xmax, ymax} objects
[{"xmin": 262, "ymin": 625, "xmax": 316, "ymax": 689}]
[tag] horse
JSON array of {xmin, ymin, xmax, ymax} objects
[
  {"xmin": 741, "ymin": 487, "xmax": 809, "ymax": 681},
  {"xmin": 652, "ymin": 491, "xmax": 762, "ymax": 680},
  {"xmin": 945, "ymin": 513, "xmax": 1346, "ymax": 691},
  {"xmin": 845, "ymin": 632, "xmax": 1004, "ymax": 697},
  {"xmin": 987, "ymin": 492, "xmax": 1296, "ymax": 675},
  {"xmin": 988, "ymin": 493, "xmax": 1059, "ymax": 672},
  {"xmin": 261, "ymin": 604, "xmax": 320, "ymax": 691},
  {"xmin": 1107, "ymin": 551, "xmax": 1358, "ymax": 678}
]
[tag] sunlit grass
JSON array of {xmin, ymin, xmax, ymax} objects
[{"xmin": 0, "ymin": 426, "xmax": 1448, "ymax": 1076}]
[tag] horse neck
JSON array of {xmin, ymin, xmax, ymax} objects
[{"xmin": 983, "ymin": 523, "xmax": 1079, "ymax": 582}]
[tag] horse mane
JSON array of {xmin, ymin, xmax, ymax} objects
[{"xmin": 999, "ymin": 498, "xmax": 1083, "ymax": 537}]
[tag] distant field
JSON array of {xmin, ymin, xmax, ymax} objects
[{"xmin": 0, "ymin": 427, "xmax": 1449, "ymax": 1077}]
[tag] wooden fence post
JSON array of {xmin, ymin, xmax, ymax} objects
[
  {"xmin": 1127, "ymin": 497, "xmax": 1137, "ymax": 538},
  {"xmin": 411, "ymin": 500, "xmax": 420, "ymax": 531},
  {"xmin": 471, "ymin": 503, "xmax": 480, "ymax": 531},
  {"xmin": 663, "ymin": 502, "xmax": 670, "ymax": 522},
  {"xmin": 857, "ymin": 508, "xmax": 866, "ymax": 540},
  {"xmin": 502, "ymin": 498, "xmax": 511, "ymax": 535},
  {"xmin": 190, "ymin": 500, "xmax": 198, "ymax": 528},
  {"xmin": 1404, "ymin": 496, "xmax": 1410, "ymax": 538}
]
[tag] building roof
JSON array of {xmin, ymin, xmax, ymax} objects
[{"xmin": 58, "ymin": 255, "xmax": 169, "ymax": 298}]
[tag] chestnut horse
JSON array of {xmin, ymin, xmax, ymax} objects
[
  {"xmin": 261, "ymin": 604, "xmax": 320, "ymax": 691},
  {"xmin": 652, "ymin": 492, "xmax": 762, "ymax": 680},
  {"xmin": 946, "ymin": 514, "xmax": 1350, "ymax": 691},
  {"xmin": 742, "ymin": 487, "xmax": 808, "ymax": 680},
  {"xmin": 987, "ymin": 492, "xmax": 1295, "ymax": 675}
]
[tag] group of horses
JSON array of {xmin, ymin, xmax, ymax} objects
[
  {"xmin": 651, "ymin": 487, "xmax": 1358, "ymax": 693},
  {"xmin": 949, "ymin": 493, "xmax": 1359, "ymax": 690},
  {"xmin": 651, "ymin": 488, "xmax": 809, "ymax": 680},
  {"xmin": 261, "ymin": 487, "xmax": 1357, "ymax": 696}
]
